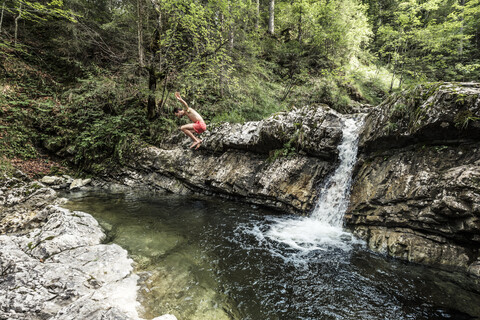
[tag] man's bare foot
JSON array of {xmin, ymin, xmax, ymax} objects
[
  {"xmin": 190, "ymin": 140, "xmax": 201, "ymax": 149},
  {"xmin": 195, "ymin": 141, "xmax": 202, "ymax": 150}
]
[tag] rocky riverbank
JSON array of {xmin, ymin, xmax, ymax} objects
[
  {"xmin": 346, "ymin": 82, "xmax": 480, "ymax": 277},
  {"xmin": 0, "ymin": 172, "xmax": 176, "ymax": 320}
]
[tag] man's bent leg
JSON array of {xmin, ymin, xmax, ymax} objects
[
  {"xmin": 180, "ymin": 124, "xmax": 201, "ymax": 146},
  {"xmin": 188, "ymin": 130, "xmax": 202, "ymax": 148}
]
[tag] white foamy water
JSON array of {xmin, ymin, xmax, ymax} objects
[
  {"xmin": 263, "ymin": 115, "xmax": 365, "ymax": 254},
  {"xmin": 265, "ymin": 217, "xmax": 357, "ymax": 252}
]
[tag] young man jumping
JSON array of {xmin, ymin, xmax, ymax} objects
[{"xmin": 173, "ymin": 92, "xmax": 207, "ymax": 150}]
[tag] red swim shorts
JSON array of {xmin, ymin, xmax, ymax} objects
[{"xmin": 193, "ymin": 121, "xmax": 207, "ymax": 134}]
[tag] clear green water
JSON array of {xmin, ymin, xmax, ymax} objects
[{"xmin": 63, "ymin": 191, "xmax": 480, "ymax": 320}]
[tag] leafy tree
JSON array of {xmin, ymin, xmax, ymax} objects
[
  {"xmin": 0, "ymin": 0, "xmax": 76, "ymax": 46},
  {"xmin": 373, "ymin": 0, "xmax": 480, "ymax": 83},
  {"xmin": 141, "ymin": 0, "xmax": 244, "ymax": 119}
]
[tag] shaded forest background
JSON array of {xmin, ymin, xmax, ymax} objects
[{"xmin": 1, "ymin": 0, "xmax": 480, "ymax": 176}]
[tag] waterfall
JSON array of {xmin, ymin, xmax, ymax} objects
[
  {"xmin": 258, "ymin": 115, "xmax": 365, "ymax": 255},
  {"xmin": 311, "ymin": 117, "xmax": 364, "ymax": 227}
]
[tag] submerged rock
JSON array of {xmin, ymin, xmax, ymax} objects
[
  {"xmin": 40, "ymin": 175, "xmax": 74, "ymax": 190},
  {"xmin": 113, "ymin": 105, "xmax": 346, "ymax": 215},
  {"xmin": 0, "ymin": 176, "xmax": 177, "ymax": 320},
  {"xmin": 347, "ymin": 82, "xmax": 480, "ymax": 276},
  {"xmin": 69, "ymin": 178, "xmax": 92, "ymax": 190}
]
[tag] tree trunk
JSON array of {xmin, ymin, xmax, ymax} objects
[
  {"xmin": 147, "ymin": 66, "xmax": 157, "ymax": 119},
  {"xmin": 298, "ymin": 7, "xmax": 302, "ymax": 42},
  {"xmin": 389, "ymin": 67, "xmax": 396, "ymax": 93},
  {"xmin": 268, "ymin": 0, "xmax": 275, "ymax": 35},
  {"xmin": 137, "ymin": 0, "xmax": 145, "ymax": 67},
  {"xmin": 146, "ymin": 27, "xmax": 160, "ymax": 119},
  {"xmin": 229, "ymin": 4, "xmax": 234, "ymax": 50},
  {"xmin": 146, "ymin": 0, "xmax": 162, "ymax": 119},
  {"xmin": 459, "ymin": 0, "xmax": 465, "ymax": 56},
  {"xmin": 14, "ymin": 2, "xmax": 22, "ymax": 46},
  {"xmin": 389, "ymin": 46, "xmax": 399, "ymax": 93},
  {"xmin": 255, "ymin": 0, "xmax": 260, "ymax": 30},
  {"xmin": 71, "ymin": 12, "xmax": 79, "ymax": 53},
  {"xmin": 0, "ymin": 1, "xmax": 5, "ymax": 33},
  {"xmin": 219, "ymin": 13, "xmax": 226, "ymax": 97}
]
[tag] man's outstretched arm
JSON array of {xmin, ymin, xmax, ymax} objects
[{"xmin": 175, "ymin": 92, "xmax": 190, "ymax": 112}]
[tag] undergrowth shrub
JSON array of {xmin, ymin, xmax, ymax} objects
[
  {"xmin": 0, "ymin": 90, "xmax": 42, "ymax": 159},
  {"xmin": 0, "ymin": 156, "xmax": 15, "ymax": 177}
]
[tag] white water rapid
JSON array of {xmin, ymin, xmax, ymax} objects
[{"xmin": 257, "ymin": 115, "xmax": 365, "ymax": 257}]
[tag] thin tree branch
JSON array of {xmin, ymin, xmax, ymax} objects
[{"xmin": 0, "ymin": 1, "xmax": 5, "ymax": 33}]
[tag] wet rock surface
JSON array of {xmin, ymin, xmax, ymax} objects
[
  {"xmin": 0, "ymin": 175, "xmax": 176, "ymax": 320},
  {"xmin": 111, "ymin": 105, "xmax": 345, "ymax": 215},
  {"xmin": 347, "ymin": 82, "xmax": 480, "ymax": 276}
]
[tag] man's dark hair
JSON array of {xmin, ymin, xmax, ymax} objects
[{"xmin": 173, "ymin": 107, "xmax": 182, "ymax": 113}]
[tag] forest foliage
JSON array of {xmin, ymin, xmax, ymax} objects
[{"xmin": 1, "ymin": 0, "xmax": 480, "ymax": 174}]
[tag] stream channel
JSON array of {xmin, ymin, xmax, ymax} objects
[{"xmin": 62, "ymin": 117, "xmax": 480, "ymax": 320}]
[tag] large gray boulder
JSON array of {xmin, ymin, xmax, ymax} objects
[
  {"xmin": 0, "ymin": 176, "xmax": 176, "ymax": 320},
  {"xmin": 346, "ymin": 82, "xmax": 480, "ymax": 276}
]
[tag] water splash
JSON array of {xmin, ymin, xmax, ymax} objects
[{"xmin": 262, "ymin": 115, "xmax": 365, "ymax": 254}]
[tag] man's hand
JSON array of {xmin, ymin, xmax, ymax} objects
[{"xmin": 175, "ymin": 91, "xmax": 190, "ymax": 112}]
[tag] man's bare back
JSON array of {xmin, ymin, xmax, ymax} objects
[{"xmin": 173, "ymin": 92, "xmax": 207, "ymax": 150}]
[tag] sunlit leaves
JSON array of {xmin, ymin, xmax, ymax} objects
[
  {"xmin": 375, "ymin": 0, "xmax": 480, "ymax": 81},
  {"xmin": 274, "ymin": 0, "xmax": 371, "ymax": 65},
  {"xmin": 3, "ymin": 0, "xmax": 77, "ymax": 23}
]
